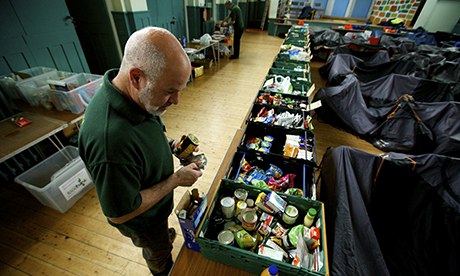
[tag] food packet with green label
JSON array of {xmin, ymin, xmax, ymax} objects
[{"xmin": 234, "ymin": 229, "xmax": 256, "ymax": 249}]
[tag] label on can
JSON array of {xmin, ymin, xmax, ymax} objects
[
  {"xmin": 242, "ymin": 211, "xmax": 258, "ymax": 231},
  {"xmin": 175, "ymin": 134, "xmax": 199, "ymax": 159}
]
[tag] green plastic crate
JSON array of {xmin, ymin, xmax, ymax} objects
[
  {"xmin": 273, "ymin": 61, "xmax": 309, "ymax": 71},
  {"xmin": 197, "ymin": 179, "xmax": 328, "ymax": 276},
  {"xmin": 269, "ymin": 68, "xmax": 305, "ymax": 78},
  {"xmin": 274, "ymin": 57, "xmax": 309, "ymax": 65}
]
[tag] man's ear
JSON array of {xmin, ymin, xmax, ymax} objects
[{"xmin": 129, "ymin": 68, "xmax": 143, "ymax": 90}]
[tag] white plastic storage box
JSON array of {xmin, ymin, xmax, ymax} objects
[
  {"xmin": 48, "ymin": 73, "xmax": 103, "ymax": 114},
  {"xmin": 15, "ymin": 70, "xmax": 76, "ymax": 107},
  {"xmin": 0, "ymin": 67, "xmax": 57, "ymax": 100},
  {"xmin": 14, "ymin": 146, "xmax": 94, "ymax": 213}
]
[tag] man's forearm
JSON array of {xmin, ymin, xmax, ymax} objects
[{"xmin": 108, "ymin": 174, "xmax": 178, "ymax": 224}]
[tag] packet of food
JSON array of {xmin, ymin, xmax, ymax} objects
[
  {"xmin": 234, "ymin": 229, "xmax": 256, "ymax": 249},
  {"xmin": 181, "ymin": 153, "xmax": 207, "ymax": 170}
]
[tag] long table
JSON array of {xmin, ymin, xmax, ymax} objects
[
  {"xmin": 186, "ymin": 39, "xmax": 222, "ymax": 67},
  {"xmin": 0, "ymin": 101, "xmax": 83, "ymax": 163}
]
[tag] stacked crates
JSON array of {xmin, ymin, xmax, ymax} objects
[
  {"xmin": 196, "ymin": 25, "xmax": 328, "ymax": 276},
  {"xmin": 0, "ymin": 66, "xmax": 102, "ymax": 114}
]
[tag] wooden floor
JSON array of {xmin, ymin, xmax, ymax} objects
[{"xmin": 0, "ymin": 29, "xmax": 382, "ymax": 275}]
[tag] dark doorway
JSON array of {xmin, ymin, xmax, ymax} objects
[{"xmin": 65, "ymin": 0, "xmax": 121, "ymax": 74}]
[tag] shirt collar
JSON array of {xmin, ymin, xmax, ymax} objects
[{"xmin": 102, "ymin": 69, "xmax": 154, "ymax": 125}]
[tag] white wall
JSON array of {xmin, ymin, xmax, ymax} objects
[
  {"xmin": 269, "ymin": 0, "xmax": 280, "ymax": 19},
  {"xmin": 415, "ymin": 0, "xmax": 460, "ymax": 32}
]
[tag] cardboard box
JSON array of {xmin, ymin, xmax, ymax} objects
[
  {"xmin": 175, "ymin": 189, "xmax": 207, "ymax": 252},
  {"xmin": 193, "ymin": 66, "xmax": 204, "ymax": 78}
]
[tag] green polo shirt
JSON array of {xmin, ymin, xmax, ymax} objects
[
  {"xmin": 78, "ymin": 69, "xmax": 174, "ymax": 234},
  {"xmin": 230, "ymin": 5, "xmax": 244, "ymax": 31}
]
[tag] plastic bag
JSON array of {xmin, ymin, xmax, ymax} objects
[{"xmin": 200, "ymin": 33, "xmax": 212, "ymax": 46}]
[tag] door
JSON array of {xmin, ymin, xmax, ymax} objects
[
  {"xmin": 351, "ymin": 0, "xmax": 373, "ymax": 19},
  {"xmin": 0, "ymin": 0, "xmax": 89, "ymax": 75},
  {"xmin": 147, "ymin": 0, "xmax": 186, "ymax": 38},
  {"xmin": 65, "ymin": 0, "xmax": 121, "ymax": 74}
]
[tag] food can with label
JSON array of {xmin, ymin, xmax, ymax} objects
[{"xmin": 175, "ymin": 134, "xmax": 200, "ymax": 159}]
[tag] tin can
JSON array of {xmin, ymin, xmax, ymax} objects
[
  {"xmin": 220, "ymin": 197, "xmax": 235, "ymax": 219},
  {"xmin": 234, "ymin": 188, "xmax": 248, "ymax": 202},
  {"xmin": 242, "ymin": 211, "xmax": 258, "ymax": 231},
  {"xmin": 235, "ymin": 200, "xmax": 247, "ymax": 216},
  {"xmin": 218, "ymin": 230, "xmax": 234, "ymax": 246},
  {"xmin": 175, "ymin": 134, "xmax": 199, "ymax": 159}
]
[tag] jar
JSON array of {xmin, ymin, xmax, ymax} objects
[
  {"xmin": 282, "ymin": 205, "xmax": 299, "ymax": 225},
  {"xmin": 303, "ymin": 208, "xmax": 317, "ymax": 227}
]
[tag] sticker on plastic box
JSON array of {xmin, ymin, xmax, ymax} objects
[{"xmin": 59, "ymin": 168, "xmax": 92, "ymax": 200}]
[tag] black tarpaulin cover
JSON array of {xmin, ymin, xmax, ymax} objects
[
  {"xmin": 320, "ymin": 146, "xmax": 460, "ymax": 276},
  {"xmin": 319, "ymin": 53, "xmax": 390, "ymax": 86},
  {"xmin": 314, "ymin": 75, "xmax": 460, "ymax": 156},
  {"xmin": 360, "ymin": 74, "xmax": 456, "ymax": 103}
]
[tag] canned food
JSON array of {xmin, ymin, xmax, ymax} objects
[
  {"xmin": 234, "ymin": 188, "xmax": 248, "ymax": 202},
  {"xmin": 218, "ymin": 230, "xmax": 234, "ymax": 246},
  {"xmin": 235, "ymin": 200, "xmax": 247, "ymax": 216},
  {"xmin": 220, "ymin": 197, "xmax": 235, "ymax": 219},
  {"xmin": 242, "ymin": 211, "xmax": 258, "ymax": 231},
  {"xmin": 175, "ymin": 134, "xmax": 199, "ymax": 160}
]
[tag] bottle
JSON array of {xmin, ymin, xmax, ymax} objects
[
  {"xmin": 260, "ymin": 265, "xmax": 278, "ymax": 276},
  {"xmin": 181, "ymin": 35, "xmax": 187, "ymax": 48},
  {"xmin": 304, "ymin": 208, "xmax": 317, "ymax": 228}
]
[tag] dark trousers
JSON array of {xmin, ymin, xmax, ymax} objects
[
  {"xmin": 118, "ymin": 220, "xmax": 173, "ymax": 275},
  {"xmin": 233, "ymin": 28, "xmax": 244, "ymax": 58}
]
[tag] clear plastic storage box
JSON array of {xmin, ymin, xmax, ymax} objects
[
  {"xmin": 48, "ymin": 73, "xmax": 103, "ymax": 114},
  {"xmin": 14, "ymin": 146, "xmax": 94, "ymax": 213},
  {"xmin": 15, "ymin": 70, "xmax": 76, "ymax": 107},
  {"xmin": 0, "ymin": 67, "xmax": 57, "ymax": 100}
]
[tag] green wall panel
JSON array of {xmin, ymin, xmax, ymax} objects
[
  {"xmin": 112, "ymin": 11, "xmax": 152, "ymax": 51},
  {"xmin": 187, "ymin": 6, "xmax": 202, "ymax": 40},
  {"xmin": 0, "ymin": 0, "xmax": 90, "ymax": 75}
]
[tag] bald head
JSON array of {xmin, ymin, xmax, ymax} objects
[
  {"xmin": 119, "ymin": 27, "xmax": 189, "ymax": 82},
  {"xmin": 113, "ymin": 27, "xmax": 191, "ymax": 116}
]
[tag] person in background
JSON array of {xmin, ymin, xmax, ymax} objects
[
  {"xmin": 221, "ymin": 0, "xmax": 245, "ymax": 59},
  {"xmin": 78, "ymin": 27, "xmax": 203, "ymax": 275}
]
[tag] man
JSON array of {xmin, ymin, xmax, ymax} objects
[
  {"xmin": 78, "ymin": 27, "xmax": 203, "ymax": 275},
  {"xmin": 221, "ymin": 0, "xmax": 245, "ymax": 59}
]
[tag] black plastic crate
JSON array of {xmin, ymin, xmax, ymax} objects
[
  {"xmin": 253, "ymin": 92, "xmax": 310, "ymax": 111},
  {"xmin": 238, "ymin": 123, "xmax": 317, "ymax": 166},
  {"xmin": 225, "ymin": 150, "xmax": 314, "ymax": 197},
  {"xmin": 247, "ymin": 104, "xmax": 307, "ymax": 130}
]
